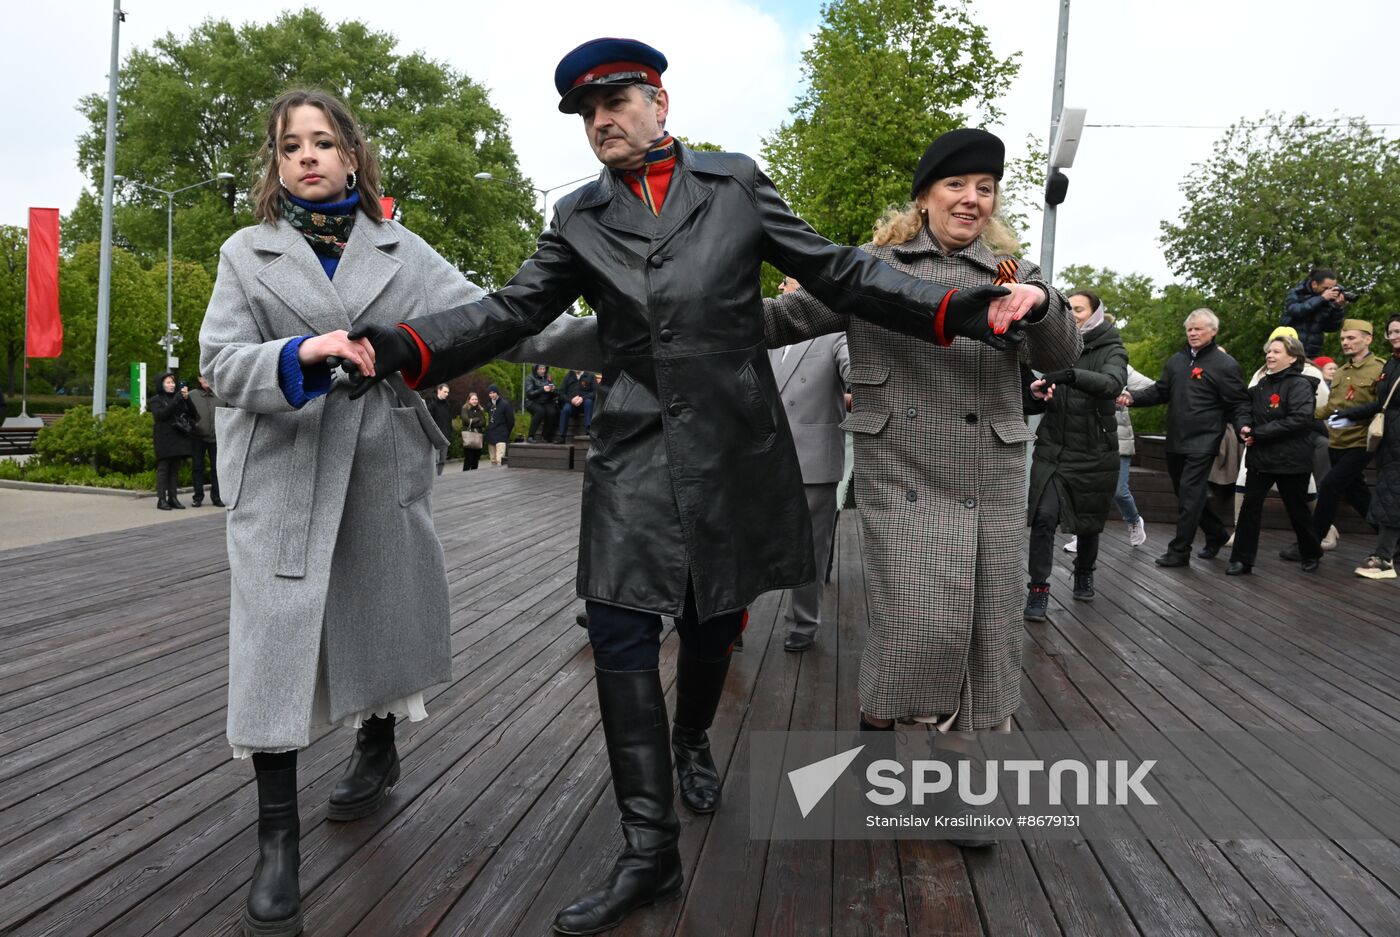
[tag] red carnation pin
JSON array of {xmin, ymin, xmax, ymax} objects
[
  {"xmin": 1191, "ymin": 366, "xmax": 1204, "ymax": 380},
  {"xmin": 1269, "ymin": 393, "xmax": 1280, "ymax": 408}
]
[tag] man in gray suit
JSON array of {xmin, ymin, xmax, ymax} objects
[{"xmin": 771, "ymin": 277, "xmax": 851, "ymax": 651}]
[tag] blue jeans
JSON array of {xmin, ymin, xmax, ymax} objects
[
  {"xmin": 1114, "ymin": 455, "xmax": 1141, "ymax": 524},
  {"xmin": 558, "ymin": 398, "xmax": 594, "ymax": 438}
]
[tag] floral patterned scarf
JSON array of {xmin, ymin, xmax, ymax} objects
[{"xmin": 281, "ymin": 191, "xmax": 359, "ymax": 260}]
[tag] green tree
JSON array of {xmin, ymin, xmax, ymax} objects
[
  {"xmin": 57, "ymin": 243, "xmax": 165, "ymax": 388},
  {"xmin": 70, "ymin": 9, "xmax": 538, "ymax": 286},
  {"xmin": 1160, "ymin": 114, "xmax": 1400, "ymax": 364},
  {"xmin": 761, "ymin": 0, "xmax": 1019, "ymax": 247},
  {"xmin": 0, "ymin": 226, "xmax": 24, "ymax": 393}
]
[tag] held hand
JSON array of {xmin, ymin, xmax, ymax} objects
[
  {"xmin": 987, "ymin": 283, "xmax": 1049, "ymax": 332},
  {"xmin": 941, "ymin": 284, "xmax": 1015, "ymax": 350},
  {"xmin": 343, "ymin": 323, "xmax": 422, "ymax": 400},
  {"xmin": 1117, "ymin": 392, "xmax": 1133, "ymax": 407},
  {"xmin": 1029, "ymin": 378, "xmax": 1053, "ymax": 401},
  {"xmin": 571, "ymin": 395, "xmax": 583, "ymax": 407},
  {"xmin": 1239, "ymin": 425, "xmax": 1253, "ymax": 444},
  {"xmin": 301, "ymin": 329, "xmax": 376, "ymax": 377}
]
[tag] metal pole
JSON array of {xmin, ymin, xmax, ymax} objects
[
  {"xmin": 166, "ymin": 192, "xmax": 175, "ymax": 372},
  {"xmin": 93, "ymin": 0, "xmax": 123, "ymax": 418},
  {"xmin": 1038, "ymin": 0, "xmax": 1071, "ymax": 283}
]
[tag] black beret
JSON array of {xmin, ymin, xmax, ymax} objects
[
  {"xmin": 554, "ymin": 38, "xmax": 668, "ymax": 114},
  {"xmin": 910, "ymin": 128, "xmax": 1005, "ymax": 200}
]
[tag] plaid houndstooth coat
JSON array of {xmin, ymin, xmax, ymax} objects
[{"xmin": 765, "ymin": 228, "xmax": 1080, "ymax": 727}]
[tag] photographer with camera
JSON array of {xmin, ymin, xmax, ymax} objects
[{"xmin": 1283, "ymin": 266, "xmax": 1353, "ymax": 359}]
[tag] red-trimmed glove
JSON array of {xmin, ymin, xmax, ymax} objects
[
  {"xmin": 938, "ymin": 284, "xmax": 1022, "ymax": 351},
  {"xmin": 343, "ymin": 323, "xmax": 422, "ymax": 400}
]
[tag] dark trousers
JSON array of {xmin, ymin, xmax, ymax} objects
[
  {"xmin": 462, "ymin": 446, "xmax": 482, "ymax": 470},
  {"xmin": 1376, "ymin": 526, "xmax": 1400, "ymax": 562},
  {"xmin": 1229, "ymin": 470, "xmax": 1321, "ymax": 565},
  {"xmin": 1165, "ymin": 451, "xmax": 1230, "ymax": 558},
  {"xmin": 1028, "ymin": 482, "xmax": 1100, "ymax": 584},
  {"xmin": 155, "ymin": 457, "xmax": 183, "ymax": 502},
  {"xmin": 586, "ymin": 586, "xmax": 745, "ymax": 671},
  {"xmin": 558, "ymin": 399, "xmax": 594, "ymax": 439},
  {"xmin": 527, "ymin": 401, "xmax": 560, "ymax": 440},
  {"xmin": 1312, "ymin": 447, "xmax": 1375, "ymax": 536},
  {"xmin": 191, "ymin": 438, "xmax": 218, "ymax": 502}
]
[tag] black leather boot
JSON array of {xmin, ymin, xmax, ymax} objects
[
  {"xmin": 553, "ymin": 669, "xmax": 682, "ymax": 935},
  {"xmin": 243, "ymin": 760, "xmax": 302, "ymax": 937},
  {"xmin": 934, "ymin": 738, "xmax": 997, "ymax": 850},
  {"xmin": 671, "ymin": 645, "xmax": 731, "ymax": 814},
  {"xmin": 327, "ymin": 715, "xmax": 399, "ymax": 821}
]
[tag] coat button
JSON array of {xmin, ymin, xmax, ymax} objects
[
  {"xmin": 649, "ymin": 255, "xmax": 665, "ymax": 268},
  {"xmin": 965, "ymin": 413, "xmax": 979, "ymax": 424},
  {"xmin": 668, "ymin": 402, "xmax": 684, "ymax": 417},
  {"xmin": 906, "ymin": 407, "xmax": 918, "ymax": 419},
  {"xmin": 963, "ymin": 497, "xmax": 978, "ymax": 509},
  {"xmin": 906, "ymin": 490, "xmax": 918, "ymax": 503},
  {"xmin": 659, "ymin": 328, "xmax": 673, "ymax": 342}
]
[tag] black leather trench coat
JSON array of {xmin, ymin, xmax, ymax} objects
[{"xmin": 405, "ymin": 144, "xmax": 956, "ymax": 619}]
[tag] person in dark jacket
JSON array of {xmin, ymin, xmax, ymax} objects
[
  {"xmin": 1282, "ymin": 267, "xmax": 1347, "ymax": 359},
  {"xmin": 338, "ymin": 37, "xmax": 1028, "ymax": 937},
  {"xmin": 1338, "ymin": 314, "xmax": 1400, "ymax": 579},
  {"xmin": 187, "ymin": 374, "xmax": 226, "ymax": 507},
  {"xmin": 556, "ymin": 369, "xmax": 595, "ymax": 440},
  {"xmin": 525, "ymin": 365, "xmax": 561, "ymax": 442},
  {"xmin": 483, "ymin": 384, "xmax": 514, "ymax": 466},
  {"xmin": 1024, "ymin": 290, "xmax": 1128, "ymax": 617},
  {"xmin": 148, "ymin": 372, "xmax": 197, "ymax": 510},
  {"xmin": 1123, "ymin": 309, "xmax": 1250, "ymax": 566},
  {"xmin": 1226, "ymin": 335, "xmax": 1324, "ymax": 574},
  {"xmin": 460, "ymin": 391, "xmax": 487, "ymax": 471},
  {"xmin": 424, "ymin": 384, "xmax": 455, "ymax": 475}
]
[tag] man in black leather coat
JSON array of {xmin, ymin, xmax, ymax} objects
[{"xmin": 345, "ymin": 37, "xmax": 1038, "ymax": 936}]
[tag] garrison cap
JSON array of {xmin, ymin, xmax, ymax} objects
[
  {"xmin": 911, "ymin": 128, "xmax": 1005, "ymax": 200},
  {"xmin": 554, "ymin": 38, "xmax": 667, "ymax": 114}
]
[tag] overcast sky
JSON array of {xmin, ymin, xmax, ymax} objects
[{"xmin": 2, "ymin": 0, "xmax": 1392, "ymax": 287}]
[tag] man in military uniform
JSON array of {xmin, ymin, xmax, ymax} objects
[
  {"xmin": 1282, "ymin": 317, "xmax": 1385, "ymax": 560},
  {"xmin": 343, "ymin": 37, "xmax": 1043, "ymax": 934}
]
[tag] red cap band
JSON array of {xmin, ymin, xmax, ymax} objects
[{"xmin": 572, "ymin": 61, "xmax": 662, "ymax": 90}]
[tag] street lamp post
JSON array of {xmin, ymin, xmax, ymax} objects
[
  {"xmin": 113, "ymin": 172, "xmax": 234, "ymax": 374},
  {"xmin": 472, "ymin": 171, "xmax": 595, "ymax": 418}
]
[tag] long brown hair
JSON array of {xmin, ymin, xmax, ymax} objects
[
  {"xmin": 253, "ymin": 89, "xmax": 384, "ymax": 225},
  {"xmin": 871, "ymin": 184, "xmax": 1020, "ymax": 255}
]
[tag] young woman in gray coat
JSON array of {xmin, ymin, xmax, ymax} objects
[{"xmin": 199, "ymin": 89, "xmax": 592, "ymax": 937}]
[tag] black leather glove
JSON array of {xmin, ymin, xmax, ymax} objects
[
  {"xmin": 343, "ymin": 322, "xmax": 422, "ymax": 400},
  {"xmin": 1041, "ymin": 368, "xmax": 1077, "ymax": 386},
  {"xmin": 940, "ymin": 284, "xmax": 1019, "ymax": 350}
]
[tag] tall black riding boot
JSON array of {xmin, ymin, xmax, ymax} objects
[
  {"xmin": 327, "ymin": 714, "xmax": 400, "ymax": 821},
  {"xmin": 670, "ymin": 644, "xmax": 731, "ymax": 814},
  {"xmin": 243, "ymin": 758, "xmax": 302, "ymax": 937},
  {"xmin": 553, "ymin": 669, "xmax": 682, "ymax": 935}
]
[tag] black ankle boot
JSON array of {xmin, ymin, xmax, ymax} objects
[
  {"xmin": 243, "ymin": 761, "xmax": 302, "ymax": 937},
  {"xmin": 327, "ymin": 715, "xmax": 399, "ymax": 821},
  {"xmin": 934, "ymin": 739, "xmax": 997, "ymax": 850},
  {"xmin": 671, "ymin": 645, "xmax": 731, "ymax": 814},
  {"xmin": 1071, "ymin": 571, "xmax": 1095, "ymax": 601},
  {"xmin": 554, "ymin": 669, "xmax": 682, "ymax": 935}
]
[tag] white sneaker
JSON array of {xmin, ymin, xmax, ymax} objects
[
  {"xmin": 1063, "ymin": 536, "xmax": 1078, "ymax": 554},
  {"xmin": 1321, "ymin": 525, "xmax": 1340, "ymax": 551},
  {"xmin": 1128, "ymin": 517, "xmax": 1147, "ymax": 547}
]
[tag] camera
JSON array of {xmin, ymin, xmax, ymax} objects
[{"xmin": 1340, "ymin": 288, "xmax": 1361, "ymax": 303}]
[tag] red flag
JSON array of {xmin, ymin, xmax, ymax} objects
[
  {"xmin": 26, "ymin": 208, "xmax": 62, "ymax": 358},
  {"xmin": 380, "ymin": 196, "xmax": 396, "ymax": 220}
]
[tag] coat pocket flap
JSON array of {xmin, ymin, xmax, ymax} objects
[
  {"xmin": 841, "ymin": 410, "xmax": 890, "ymax": 435},
  {"xmin": 213, "ymin": 407, "xmax": 256, "ymax": 509},
  {"xmin": 848, "ymin": 363, "xmax": 890, "ymax": 386},
  {"xmin": 991, "ymin": 418, "xmax": 1036, "ymax": 444}
]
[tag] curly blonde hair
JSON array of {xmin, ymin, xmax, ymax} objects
[{"xmin": 871, "ymin": 183, "xmax": 1020, "ymax": 255}]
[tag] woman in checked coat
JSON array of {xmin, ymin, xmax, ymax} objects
[{"xmin": 764, "ymin": 130, "xmax": 1079, "ymax": 751}]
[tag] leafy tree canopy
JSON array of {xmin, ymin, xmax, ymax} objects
[
  {"xmin": 1159, "ymin": 114, "xmax": 1400, "ymax": 364},
  {"xmin": 761, "ymin": 0, "xmax": 1019, "ymax": 247}
]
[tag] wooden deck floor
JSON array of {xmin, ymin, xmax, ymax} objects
[{"xmin": 2, "ymin": 466, "xmax": 1399, "ymax": 937}]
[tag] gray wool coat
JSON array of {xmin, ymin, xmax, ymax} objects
[
  {"xmin": 201, "ymin": 212, "xmax": 597, "ymax": 750},
  {"xmin": 764, "ymin": 230, "xmax": 1080, "ymax": 728}
]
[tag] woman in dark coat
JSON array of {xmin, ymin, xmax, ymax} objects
[
  {"xmin": 148, "ymin": 372, "xmax": 196, "ymax": 510},
  {"xmin": 460, "ymin": 391, "xmax": 487, "ymax": 471},
  {"xmin": 424, "ymin": 384, "xmax": 455, "ymax": 475},
  {"xmin": 483, "ymin": 384, "xmax": 515, "ymax": 466},
  {"xmin": 524, "ymin": 364, "xmax": 560, "ymax": 442},
  {"xmin": 1024, "ymin": 290, "xmax": 1129, "ymax": 614},
  {"xmin": 1226, "ymin": 334, "xmax": 1323, "ymax": 574},
  {"xmin": 1338, "ymin": 314, "xmax": 1400, "ymax": 579}
]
